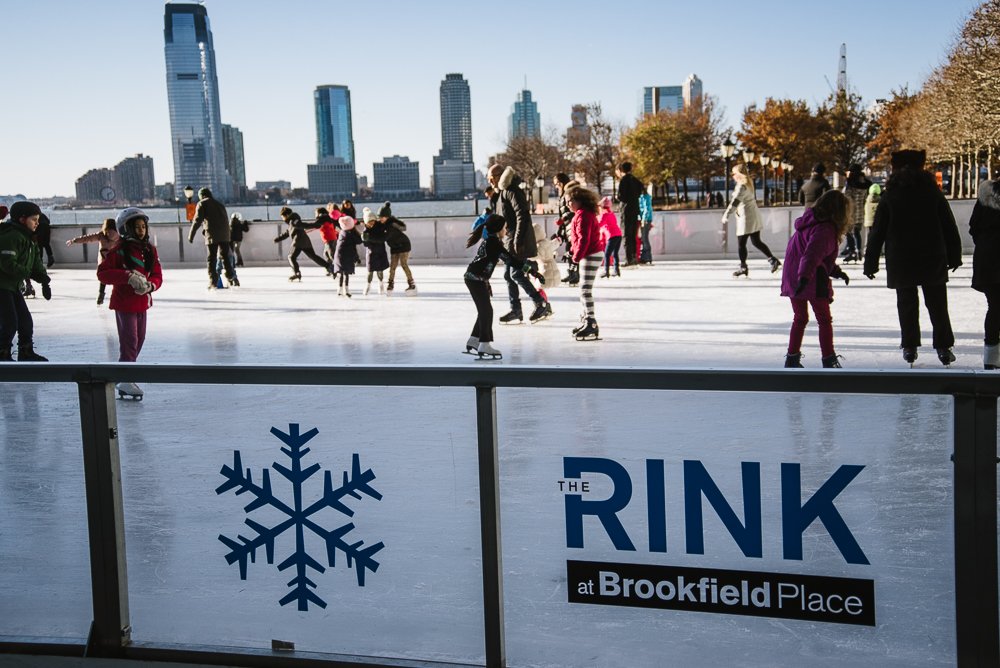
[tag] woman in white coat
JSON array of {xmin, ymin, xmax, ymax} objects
[{"xmin": 722, "ymin": 164, "xmax": 781, "ymax": 277}]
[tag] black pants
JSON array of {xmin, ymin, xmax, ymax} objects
[
  {"xmin": 983, "ymin": 285, "xmax": 1000, "ymax": 346},
  {"xmin": 289, "ymin": 247, "xmax": 329, "ymax": 274},
  {"xmin": 737, "ymin": 232, "xmax": 773, "ymax": 265},
  {"xmin": 622, "ymin": 206, "xmax": 639, "ymax": 263},
  {"xmin": 0, "ymin": 288, "xmax": 32, "ymax": 348},
  {"xmin": 207, "ymin": 243, "xmax": 235, "ymax": 282},
  {"xmin": 466, "ymin": 278, "xmax": 493, "ymax": 343},
  {"xmin": 896, "ymin": 284, "xmax": 954, "ymax": 349}
]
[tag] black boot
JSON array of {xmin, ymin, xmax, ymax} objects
[
  {"xmin": 0, "ymin": 346, "xmax": 12, "ymax": 362},
  {"xmin": 733, "ymin": 265, "xmax": 748, "ymax": 278},
  {"xmin": 902, "ymin": 347, "xmax": 918, "ymax": 365},
  {"xmin": 18, "ymin": 344, "xmax": 48, "ymax": 362},
  {"xmin": 784, "ymin": 353, "xmax": 803, "ymax": 368},
  {"xmin": 499, "ymin": 310, "xmax": 523, "ymax": 324},
  {"xmin": 768, "ymin": 256, "xmax": 781, "ymax": 273},
  {"xmin": 575, "ymin": 318, "xmax": 600, "ymax": 341},
  {"xmin": 936, "ymin": 348, "xmax": 956, "ymax": 366},
  {"xmin": 821, "ymin": 354, "xmax": 843, "ymax": 368}
]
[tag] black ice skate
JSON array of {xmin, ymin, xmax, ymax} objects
[
  {"xmin": 572, "ymin": 316, "xmax": 587, "ymax": 335},
  {"xmin": 17, "ymin": 345, "xmax": 47, "ymax": 362},
  {"xmin": 821, "ymin": 354, "xmax": 843, "ymax": 368},
  {"xmin": 529, "ymin": 302, "xmax": 553, "ymax": 323},
  {"xmin": 784, "ymin": 353, "xmax": 803, "ymax": 368},
  {"xmin": 768, "ymin": 257, "xmax": 781, "ymax": 273},
  {"xmin": 499, "ymin": 310, "xmax": 523, "ymax": 324},
  {"xmin": 475, "ymin": 342, "xmax": 502, "ymax": 361},
  {"xmin": 228, "ymin": 277, "xmax": 240, "ymax": 287},
  {"xmin": 574, "ymin": 318, "xmax": 600, "ymax": 341},
  {"xmin": 936, "ymin": 348, "xmax": 956, "ymax": 366},
  {"xmin": 288, "ymin": 273, "xmax": 302, "ymax": 282},
  {"xmin": 902, "ymin": 347, "xmax": 918, "ymax": 367},
  {"xmin": 116, "ymin": 382, "xmax": 143, "ymax": 401},
  {"xmin": 733, "ymin": 265, "xmax": 748, "ymax": 278}
]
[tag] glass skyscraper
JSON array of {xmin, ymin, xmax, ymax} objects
[
  {"xmin": 314, "ymin": 85, "xmax": 355, "ymax": 165},
  {"xmin": 508, "ymin": 89, "xmax": 541, "ymax": 140},
  {"xmin": 434, "ymin": 73, "xmax": 474, "ymax": 196},
  {"xmin": 163, "ymin": 3, "xmax": 232, "ymax": 200}
]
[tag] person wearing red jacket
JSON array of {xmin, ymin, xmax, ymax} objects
[
  {"xmin": 97, "ymin": 207, "xmax": 164, "ymax": 399},
  {"xmin": 568, "ymin": 187, "xmax": 606, "ymax": 341}
]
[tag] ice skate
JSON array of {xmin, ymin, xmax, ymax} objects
[
  {"xmin": 902, "ymin": 347, "xmax": 918, "ymax": 367},
  {"xmin": 821, "ymin": 354, "xmax": 843, "ymax": 368},
  {"xmin": 0, "ymin": 346, "xmax": 12, "ymax": 362},
  {"xmin": 572, "ymin": 315, "xmax": 587, "ymax": 335},
  {"xmin": 378, "ymin": 279, "xmax": 386, "ymax": 295},
  {"xmin": 768, "ymin": 257, "xmax": 781, "ymax": 273},
  {"xmin": 228, "ymin": 277, "xmax": 240, "ymax": 288},
  {"xmin": 936, "ymin": 348, "xmax": 956, "ymax": 366},
  {"xmin": 529, "ymin": 301, "xmax": 553, "ymax": 323},
  {"xmin": 405, "ymin": 282, "xmax": 417, "ymax": 295},
  {"xmin": 574, "ymin": 318, "xmax": 600, "ymax": 341},
  {"xmin": 288, "ymin": 273, "xmax": 301, "ymax": 282},
  {"xmin": 364, "ymin": 282, "xmax": 371, "ymax": 296},
  {"xmin": 733, "ymin": 265, "xmax": 748, "ymax": 278},
  {"xmin": 462, "ymin": 336, "xmax": 480, "ymax": 355},
  {"xmin": 22, "ymin": 283, "xmax": 35, "ymax": 298},
  {"xmin": 115, "ymin": 382, "xmax": 143, "ymax": 401},
  {"xmin": 985, "ymin": 344, "xmax": 999, "ymax": 370},
  {"xmin": 475, "ymin": 341, "xmax": 502, "ymax": 361},
  {"xmin": 784, "ymin": 353, "xmax": 803, "ymax": 368},
  {"xmin": 17, "ymin": 345, "xmax": 47, "ymax": 362},
  {"xmin": 499, "ymin": 310, "xmax": 523, "ymax": 324}
]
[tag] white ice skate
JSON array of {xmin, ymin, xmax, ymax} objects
[
  {"xmin": 475, "ymin": 341, "xmax": 502, "ymax": 361},
  {"xmin": 115, "ymin": 382, "xmax": 144, "ymax": 401},
  {"xmin": 462, "ymin": 336, "xmax": 480, "ymax": 355}
]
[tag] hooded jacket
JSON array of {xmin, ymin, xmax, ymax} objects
[
  {"xmin": 970, "ymin": 178, "xmax": 1000, "ymax": 292},
  {"xmin": 275, "ymin": 212, "xmax": 322, "ymax": 251},
  {"xmin": 570, "ymin": 208, "xmax": 605, "ymax": 263},
  {"xmin": 496, "ymin": 167, "xmax": 538, "ymax": 259},
  {"xmin": 0, "ymin": 221, "xmax": 48, "ymax": 292},
  {"xmin": 383, "ymin": 216, "xmax": 412, "ymax": 254},
  {"xmin": 189, "ymin": 196, "xmax": 231, "ymax": 244},
  {"xmin": 780, "ymin": 207, "xmax": 840, "ymax": 302},
  {"xmin": 97, "ymin": 237, "xmax": 163, "ymax": 313},
  {"xmin": 799, "ymin": 174, "xmax": 831, "ymax": 208}
]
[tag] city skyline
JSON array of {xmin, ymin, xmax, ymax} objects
[{"xmin": 0, "ymin": 0, "xmax": 982, "ymax": 198}]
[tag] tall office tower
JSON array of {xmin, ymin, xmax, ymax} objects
[
  {"xmin": 434, "ymin": 73, "xmax": 475, "ymax": 196},
  {"xmin": 221, "ymin": 124, "xmax": 247, "ymax": 196},
  {"xmin": 112, "ymin": 154, "xmax": 156, "ymax": 204},
  {"xmin": 566, "ymin": 104, "xmax": 591, "ymax": 147},
  {"xmin": 314, "ymin": 85, "xmax": 355, "ymax": 165},
  {"xmin": 642, "ymin": 86, "xmax": 684, "ymax": 115},
  {"xmin": 163, "ymin": 3, "xmax": 232, "ymax": 200},
  {"xmin": 682, "ymin": 74, "xmax": 703, "ymax": 108},
  {"xmin": 508, "ymin": 89, "xmax": 541, "ymax": 139}
]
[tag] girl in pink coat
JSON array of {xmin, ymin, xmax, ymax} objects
[
  {"xmin": 568, "ymin": 187, "xmax": 606, "ymax": 341},
  {"xmin": 66, "ymin": 218, "xmax": 120, "ymax": 305},
  {"xmin": 598, "ymin": 196, "xmax": 623, "ymax": 277}
]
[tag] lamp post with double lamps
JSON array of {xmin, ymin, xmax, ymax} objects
[
  {"xmin": 783, "ymin": 162, "xmax": 794, "ymax": 204},
  {"xmin": 721, "ymin": 137, "xmax": 736, "ymax": 204},
  {"xmin": 759, "ymin": 154, "xmax": 771, "ymax": 206},
  {"xmin": 742, "ymin": 148, "xmax": 756, "ymax": 203}
]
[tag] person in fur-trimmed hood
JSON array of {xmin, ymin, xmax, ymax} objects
[
  {"xmin": 970, "ymin": 177, "xmax": 1000, "ymax": 369},
  {"xmin": 863, "ymin": 149, "xmax": 963, "ymax": 366},
  {"xmin": 378, "ymin": 201, "xmax": 416, "ymax": 293},
  {"xmin": 487, "ymin": 164, "xmax": 550, "ymax": 323}
]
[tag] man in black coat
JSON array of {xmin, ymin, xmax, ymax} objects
[
  {"xmin": 487, "ymin": 164, "xmax": 551, "ymax": 323},
  {"xmin": 863, "ymin": 149, "xmax": 963, "ymax": 366},
  {"xmin": 188, "ymin": 187, "xmax": 236, "ymax": 288},
  {"xmin": 615, "ymin": 162, "xmax": 644, "ymax": 265},
  {"xmin": 798, "ymin": 163, "xmax": 831, "ymax": 209}
]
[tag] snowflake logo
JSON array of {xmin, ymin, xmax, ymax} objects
[{"xmin": 215, "ymin": 423, "xmax": 385, "ymax": 611}]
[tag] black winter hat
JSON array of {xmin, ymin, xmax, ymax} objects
[
  {"xmin": 377, "ymin": 201, "xmax": 392, "ymax": 218},
  {"xmin": 812, "ymin": 163, "xmax": 826, "ymax": 175},
  {"xmin": 9, "ymin": 201, "xmax": 42, "ymax": 221},
  {"xmin": 890, "ymin": 149, "xmax": 926, "ymax": 170}
]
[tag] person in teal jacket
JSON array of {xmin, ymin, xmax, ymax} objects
[
  {"xmin": 639, "ymin": 190, "xmax": 654, "ymax": 264},
  {"xmin": 0, "ymin": 201, "xmax": 51, "ymax": 361}
]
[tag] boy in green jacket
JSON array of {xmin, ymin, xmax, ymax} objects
[{"xmin": 0, "ymin": 201, "xmax": 51, "ymax": 361}]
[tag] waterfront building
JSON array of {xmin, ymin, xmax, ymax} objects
[
  {"xmin": 643, "ymin": 75, "xmax": 705, "ymax": 115},
  {"xmin": 163, "ymin": 3, "xmax": 232, "ymax": 200},
  {"xmin": 373, "ymin": 156, "xmax": 420, "ymax": 199},
  {"xmin": 433, "ymin": 159, "xmax": 476, "ymax": 197},
  {"xmin": 566, "ymin": 104, "xmax": 590, "ymax": 147},
  {"xmin": 508, "ymin": 89, "xmax": 541, "ymax": 139},
  {"xmin": 74, "ymin": 168, "xmax": 113, "ymax": 205},
  {"xmin": 112, "ymin": 154, "xmax": 156, "ymax": 204},
  {"xmin": 307, "ymin": 159, "xmax": 358, "ymax": 199},
  {"xmin": 222, "ymin": 124, "xmax": 247, "ymax": 198},
  {"xmin": 314, "ymin": 85, "xmax": 355, "ymax": 165},
  {"xmin": 433, "ymin": 73, "xmax": 475, "ymax": 196}
]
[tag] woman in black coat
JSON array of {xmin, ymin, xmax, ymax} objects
[
  {"xmin": 863, "ymin": 150, "xmax": 963, "ymax": 366},
  {"xmin": 970, "ymin": 177, "xmax": 1000, "ymax": 369}
]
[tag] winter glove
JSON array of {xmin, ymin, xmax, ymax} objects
[
  {"xmin": 127, "ymin": 271, "xmax": 151, "ymax": 294},
  {"xmin": 830, "ymin": 265, "xmax": 850, "ymax": 285},
  {"xmin": 793, "ymin": 277, "xmax": 808, "ymax": 297},
  {"xmin": 949, "ymin": 260, "xmax": 963, "ymax": 272},
  {"xmin": 273, "ymin": 236, "xmax": 282, "ymax": 243},
  {"xmin": 522, "ymin": 259, "xmax": 539, "ymax": 275},
  {"xmin": 841, "ymin": 273, "xmax": 850, "ymax": 286},
  {"xmin": 41, "ymin": 282, "xmax": 51, "ymax": 301}
]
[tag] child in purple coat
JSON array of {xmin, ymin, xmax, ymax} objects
[{"xmin": 780, "ymin": 190, "xmax": 852, "ymax": 368}]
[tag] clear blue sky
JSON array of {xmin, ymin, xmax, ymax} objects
[{"xmin": 0, "ymin": 0, "xmax": 981, "ymax": 198}]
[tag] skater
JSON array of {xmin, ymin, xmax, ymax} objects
[
  {"xmin": 97, "ymin": 208, "xmax": 163, "ymax": 399},
  {"xmin": 333, "ymin": 216, "xmax": 362, "ymax": 297},
  {"xmin": 229, "ymin": 213, "xmax": 250, "ymax": 267},
  {"xmin": 487, "ymin": 163, "xmax": 552, "ymax": 323},
  {"xmin": 187, "ymin": 187, "xmax": 237, "ymax": 288},
  {"xmin": 615, "ymin": 161, "xmax": 644, "ymax": 266},
  {"xmin": 798, "ymin": 163, "xmax": 831, "ymax": 209},
  {"xmin": 863, "ymin": 183, "xmax": 881, "ymax": 252},
  {"xmin": 35, "ymin": 213, "xmax": 54, "ymax": 267},
  {"xmin": 361, "ymin": 207, "xmax": 390, "ymax": 295},
  {"xmin": 274, "ymin": 206, "xmax": 332, "ymax": 281},
  {"xmin": 554, "ymin": 173, "xmax": 580, "ymax": 286},
  {"xmin": 863, "ymin": 149, "xmax": 963, "ymax": 366},
  {"xmin": 639, "ymin": 188, "xmax": 654, "ymax": 265},
  {"xmin": 841, "ymin": 164, "xmax": 870, "ymax": 262},
  {"xmin": 968, "ymin": 175, "xmax": 1000, "ymax": 369},
  {"xmin": 567, "ymin": 187, "xmax": 606, "ymax": 340},
  {"xmin": 315, "ymin": 206, "xmax": 340, "ymax": 274},
  {"xmin": 598, "ymin": 196, "xmax": 623, "ymax": 277},
  {"xmin": 780, "ymin": 190, "xmax": 853, "ymax": 368},
  {"xmin": 66, "ymin": 218, "xmax": 120, "ymax": 305},
  {"xmin": 723, "ymin": 164, "xmax": 780, "ymax": 277},
  {"xmin": 379, "ymin": 202, "xmax": 416, "ymax": 294},
  {"xmin": 0, "ymin": 201, "xmax": 51, "ymax": 362},
  {"xmin": 463, "ymin": 213, "xmax": 539, "ymax": 360}
]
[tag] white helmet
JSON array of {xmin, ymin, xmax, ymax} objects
[{"xmin": 115, "ymin": 207, "xmax": 149, "ymax": 237}]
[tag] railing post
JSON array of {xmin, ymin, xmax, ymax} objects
[
  {"xmin": 78, "ymin": 379, "xmax": 131, "ymax": 656},
  {"xmin": 475, "ymin": 384, "xmax": 505, "ymax": 668},
  {"xmin": 953, "ymin": 392, "xmax": 999, "ymax": 667}
]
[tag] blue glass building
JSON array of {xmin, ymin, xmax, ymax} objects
[
  {"xmin": 508, "ymin": 89, "xmax": 541, "ymax": 140},
  {"xmin": 314, "ymin": 85, "xmax": 355, "ymax": 165},
  {"xmin": 163, "ymin": 3, "xmax": 232, "ymax": 200}
]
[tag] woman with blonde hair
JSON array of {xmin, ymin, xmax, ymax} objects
[
  {"xmin": 722, "ymin": 163, "xmax": 780, "ymax": 277},
  {"xmin": 779, "ymin": 190, "xmax": 853, "ymax": 368}
]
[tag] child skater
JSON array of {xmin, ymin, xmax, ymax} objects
[
  {"xmin": 567, "ymin": 187, "xmax": 606, "ymax": 341},
  {"xmin": 361, "ymin": 206, "xmax": 390, "ymax": 295},
  {"xmin": 66, "ymin": 217, "xmax": 120, "ymax": 305},
  {"xmin": 316, "ymin": 206, "xmax": 340, "ymax": 275},
  {"xmin": 333, "ymin": 216, "xmax": 362, "ymax": 297},
  {"xmin": 463, "ymin": 214, "xmax": 539, "ymax": 360},
  {"xmin": 598, "ymin": 196, "xmax": 623, "ymax": 278},
  {"xmin": 97, "ymin": 207, "xmax": 163, "ymax": 399},
  {"xmin": 780, "ymin": 190, "xmax": 852, "ymax": 368}
]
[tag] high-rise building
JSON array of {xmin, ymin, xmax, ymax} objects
[
  {"xmin": 74, "ymin": 168, "xmax": 113, "ymax": 204},
  {"xmin": 163, "ymin": 3, "xmax": 232, "ymax": 200},
  {"xmin": 112, "ymin": 154, "xmax": 155, "ymax": 204},
  {"xmin": 434, "ymin": 73, "xmax": 475, "ymax": 196},
  {"xmin": 307, "ymin": 162, "xmax": 358, "ymax": 199},
  {"xmin": 221, "ymin": 124, "xmax": 247, "ymax": 195},
  {"xmin": 373, "ymin": 156, "xmax": 420, "ymax": 198},
  {"xmin": 566, "ymin": 104, "xmax": 591, "ymax": 147},
  {"xmin": 643, "ymin": 86, "xmax": 684, "ymax": 114},
  {"xmin": 314, "ymin": 85, "xmax": 355, "ymax": 165},
  {"xmin": 508, "ymin": 89, "xmax": 541, "ymax": 139},
  {"xmin": 682, "ymin": 74, "xmax": 703, "ymax": 108}
]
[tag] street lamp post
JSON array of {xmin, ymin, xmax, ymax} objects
[
  {"xmin": 759, "ymin": 154, "xmax": 770, "ymax": 206},
  {"xmin": 174, "ymin": 197, "xmax": 180, "ymax": 223},
  {"xmin": 183, "ymin": 185, "xmax": 195, "ymax": 222},
  {"xmin": 534, "ymin": 176, "xmax": 546, "ymax": 213},
  {"xmin": 742, "ymin": 149, "xmax": 756, "ymax": 203},
  {"xmin": 784, "ymin": 163, "xmax": 794, "ymax": 204},
  {"xmin": 264, "ymin": 193, "xmax": 270, "ymax": 221},
  {"xmin": 721, "ymin": 137, "xmax": 737, "ymax": 205}
]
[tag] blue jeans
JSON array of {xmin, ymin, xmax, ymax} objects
[{"xmin": 505, "ymin": 263, "xmax": 541, "ymax": 313}]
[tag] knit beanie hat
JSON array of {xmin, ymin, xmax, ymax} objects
[
  {"xmin": 339, "ymin": 216, "xmax": 356, "ymax": 231},
  {"xmin": 362, "ymin": 207, "xmax": 375, "ymax": 224},
  {"xmin": 868, "ymin": 183, "xmax": 882, "ymax": 197},
  {"xmin": 9, "ymin": 201, "xmax": 42, "ymax": 221},
  {"xmin": 484, "ymin": 214, "xmax": 506, "ymax": 235},
  {"xmin": 377, "ymin": 201, "xmax": 392, "ymax": 218},
  {"xmin": 890, "ymin": 149, "xmax": 926, "ymax": 170}
]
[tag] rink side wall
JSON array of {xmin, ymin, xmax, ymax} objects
[{"xmin": 47, "ymin": 201, "xmax": 977, "ymax": 266}]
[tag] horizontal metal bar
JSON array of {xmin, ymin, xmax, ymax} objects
[{"xmin": 0, "ymin": 363, "xmax": 998, "ymax": 397}]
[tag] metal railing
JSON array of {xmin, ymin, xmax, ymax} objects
[{"xmin": 0, "ymin": 363, "xmax": 997, "ymax": 668}]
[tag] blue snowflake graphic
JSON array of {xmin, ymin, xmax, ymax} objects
[{"xmin": 216, "ymin": 423, "xmax": 385, "ymax": 611}]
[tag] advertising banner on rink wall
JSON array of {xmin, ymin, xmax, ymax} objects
[{"xmin": 497, "ymin": 389, "xmax": 957, "ymax": 667}]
